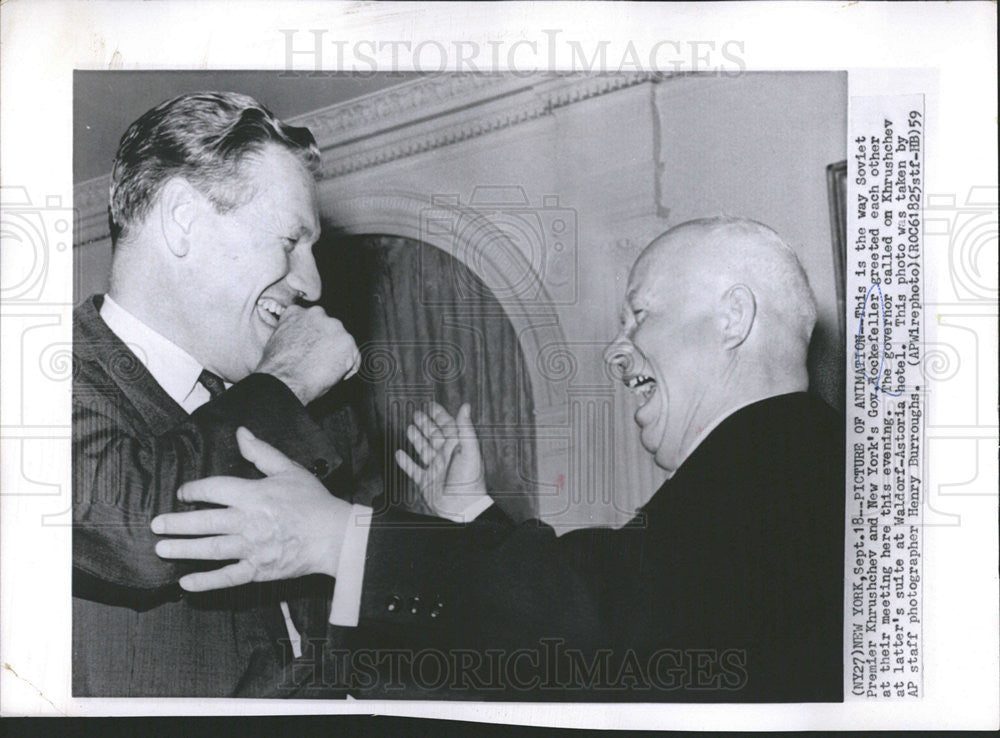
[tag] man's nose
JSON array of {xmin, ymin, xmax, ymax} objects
[
  {"xmin": 288, "ymin": 246, "xmax": 322, "ymax": 302},
  {"xmin": 603, "ymin": 334, "xmax": 637, "ymax": 380}
]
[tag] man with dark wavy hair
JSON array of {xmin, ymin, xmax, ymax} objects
[{"xmin": 73, "ymin": 91, "xmax": 364, "ymax": 696}]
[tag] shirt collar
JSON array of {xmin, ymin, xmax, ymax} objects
[{"xmin": 99, "ymin": 295, "xmax": 204, "ymax": 407}]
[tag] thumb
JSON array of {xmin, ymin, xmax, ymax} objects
[
  {"xmin": 235, "ymin": 426, "xmax": 300, "ymax": 476},
  {"xmin": 457, "ymin": 403, "xmax": 473, "ymax": 428},
  {"xmin": 442, "ymin": 435, "xmax": 460, "ymax": 462},
  {"xmin": 455, "ymin": 404, "xmax": 481, "ymax": 458}
]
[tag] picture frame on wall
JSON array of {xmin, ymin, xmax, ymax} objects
[{"xmin": 826, "ymin": 159, "xmax": 848, "ymax": 344}]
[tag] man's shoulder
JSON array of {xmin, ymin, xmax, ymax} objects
[
  {"xmin": 73, "ymin": 295, "xmax": 112, "ymax": 360},
  {"xmin": 728, "ymin": 393, "xmax": 844, "ymax": 512},
  {"xmin": 72, "ymin": 294, "xmax": 151, "ymax": 420},
  {"xmin": 720, "ymin": 391, "xmax": 841, "ymax": 452},
  {"xmin": 669, "ymin": 392, "xmax": 842, "ymax": 501}
]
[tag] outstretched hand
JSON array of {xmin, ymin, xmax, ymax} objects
[
  {"xmin": 395, "ymin": 402, "xmax": 488, "ymax": 521},
  {"xmin": 151, "ymin": 427, "xmax": 350, "ymax": 591}
]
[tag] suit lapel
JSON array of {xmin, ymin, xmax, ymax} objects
[{"xmin": 74, "ymin": 295, "xmax": 189, "ymax": 434}]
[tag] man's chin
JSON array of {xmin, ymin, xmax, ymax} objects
[
  {"xmin": 639, "ymin": 422, "xmax": 678, "ymax": 473},
  {"xmin": 638, "ymin": 427, "xmax": 658, "ymax": 456},
  {"xmin": 653, "ymin": 457, "xmax": 677, "ymax": 477},
  {"xmin": 242, "ymin": 356, "xmax": 264, "ymax": 380}
]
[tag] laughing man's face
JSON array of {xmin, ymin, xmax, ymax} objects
[
  {"xmin": 605, "ymin": 235, "xmax": 719, "ymax": 473},
  {"xmin": 185, "ymin": 144, "xmax": 322, "ymax": 382}
]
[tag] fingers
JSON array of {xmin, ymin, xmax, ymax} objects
[
  {"xmin": 236, "ymin": 426, "xmax": 300, "ymax": 476},
  {"xmin": 178, "ymin": 560, "xmax": 256, "ymax": 592},
  {"xmin": 394, "ymin": 448, "xmax": 425, "ymax": 486},
  {"xmin": 427, "ymin": 402, "xmax": 458, "ymax": 433},
  {"xmin": 430, "ymin": 401, "xmax": 478, "ymax": 446},
  {"xmin": 406, "ymin": 423, "xmax": 435, "ymax": 465},
  {"xmin": 439, "ymin": 437, "xmax": 460, "ymax": 469},
  {"xmin": 151, "ymin": 507, "xmax": 242, "ymax": 536},
  {"xmin": 155, "ymin": 534, "xmax": 245, "ymax": 561},
  {"xmin": 414, "ymin": 409, "xmax": 446, "ymax": 449},
  {"xmin": 344, "ymin": 347, "xmax": 361, "ymax": 380},
  {"xmin": 172, "ymin": 476, "xmax": 249, "ymax": 508},
  {"xmin": 402, "ymin": 402, "xmax": 473, "ymax": 477}
]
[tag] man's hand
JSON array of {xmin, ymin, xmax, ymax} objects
[
  {"xmin": 255, "ymin": 305, "xmax": 360, "ymax": 405},
  {"xmin": 395, "ymin": 402, "xmax": 488, "ymax": 521},
  {"xmin": 151, "ymin": 427, "xmax": 350, "ymax": 591}
]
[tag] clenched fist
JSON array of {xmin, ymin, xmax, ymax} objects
[{"xmin": 255, "ymin": 305, "xmax": 360, "ymax": 405}]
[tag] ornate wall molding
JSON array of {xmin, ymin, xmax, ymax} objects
[
  {"xmin": 295, "ymin": 73, "xmax": 658, "ymax": 150},
  {"xmin": 73, "ymin": 73, "xmax": 661, "ymax": 246},
  {"xmin": 320, "ymin": 188, "xmax": 568, "ymax": 406},
  {"xmin": 321, "ymin": 188, "xmax": 578, "ymax": 505},
  {"xmin": 73, "ymin": 175, "xmax": 111, "ymax": 247},
  {"xmin": 313, "ymin": 73, "xmax": 659, "ymax": 179},
  {"xmin": 294, "ymin": 74, "xmax": 510, "ymax": 143}
]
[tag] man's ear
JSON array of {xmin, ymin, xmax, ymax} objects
[
  {"xmin": 156, "ymin": 177, "xmax": 200, "ymax": 258},
  {"xmin": 719, "ymin": 283, "xmax": 756, "ymax": 349}
]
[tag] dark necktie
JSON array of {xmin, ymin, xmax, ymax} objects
[
  {"xmin": 199, "ymin": 368, "xmax": 311, "ymax": 657},
  {"xmin": 198, "ymin": 369, "xmax": 226, "ymax": 399}
]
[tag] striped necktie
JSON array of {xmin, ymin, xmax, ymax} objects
[
  {"xmin": 198, "ymin": 369, "xmax": 226, "ymax": 399},
  {"xmin": 197, "ymin": 366, "xmax": 305, "ymax": 657}
]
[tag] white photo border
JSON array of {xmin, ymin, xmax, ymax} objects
[{"xmin": 1, "ymin": 1, "xmax": 997, "ymax": 729}]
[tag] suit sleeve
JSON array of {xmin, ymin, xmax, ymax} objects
[
  {"xmin": 73, "ymin": 372, "xmax": 341, "ymax": 592},
  {"xmin": 355, "ymin": 505, "xmax": 632, "ymax": 652}
]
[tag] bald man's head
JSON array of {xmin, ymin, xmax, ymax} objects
[
  {"xmin": 607, "ymin": 216, "xmax": 817, "ymax": 473},
  {"xmin": 636, "ymin": 217, "xmax": 818, "ymax": 349}
]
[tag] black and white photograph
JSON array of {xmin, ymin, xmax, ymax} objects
[
  {"xmin": 1, "ymin": 1, "xmax": 997, "ymax": 730},
  {"xmin": 70, "ymin": 69, "xmax": 847, "ymax": 702}
]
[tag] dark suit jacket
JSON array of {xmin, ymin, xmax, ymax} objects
[
  {"xmin": 356, "ymin": 392, "xmax": 844, "ymax": 702},
  {"xmin": 72, "ymin": 295, "xmax": 361, "ymax": 697}
]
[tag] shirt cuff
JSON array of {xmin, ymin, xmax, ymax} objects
[
  {"xmin": 440, "ymin": 495, "xmax": 494, "ymax": 524},
  {"xmin": 328, "ymin": 504, "xmax": 372, "ymax": 627}
]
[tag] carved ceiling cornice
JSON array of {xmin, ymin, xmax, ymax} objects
[
  {"xmin": 314, "ymin": 73, "xmax": 659, "ymax": 179},
  {"xmin": 74, "ymin": 73, "xmax": 661, "ymax": 246},
  {"xmin": 74, "ymin": 177, "xmax": 112, "ymax": 246}
]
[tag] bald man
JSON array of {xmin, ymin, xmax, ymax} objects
[{"xmin": 152, "ymin": 217, "xmax": 845, "ymax": 702}]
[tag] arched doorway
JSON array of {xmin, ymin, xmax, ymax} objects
[
  {"xmin": 315, "ymin": 233, "xmax": 539, "ymax": 522},
  {"xmin": 315, "ymin": 188, "xmax": 576, "ymax": 515}
]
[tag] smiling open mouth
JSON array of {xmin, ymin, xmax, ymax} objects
[
  {"xmin": 624, "ymin": 374, "xmax": 657, "ymax": 402},
  {"xmin": 255, "ymin": 297, "xmax": 287, "ymax": 328}
]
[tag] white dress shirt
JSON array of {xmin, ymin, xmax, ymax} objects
[{"xmin": 100, "ymin": 295, "xmax": 212, "ymax": 414}]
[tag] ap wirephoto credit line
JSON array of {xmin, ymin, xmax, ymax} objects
[{"xmin": 846, "ymin": 93, "xmax": 925, "ymax": 700}]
